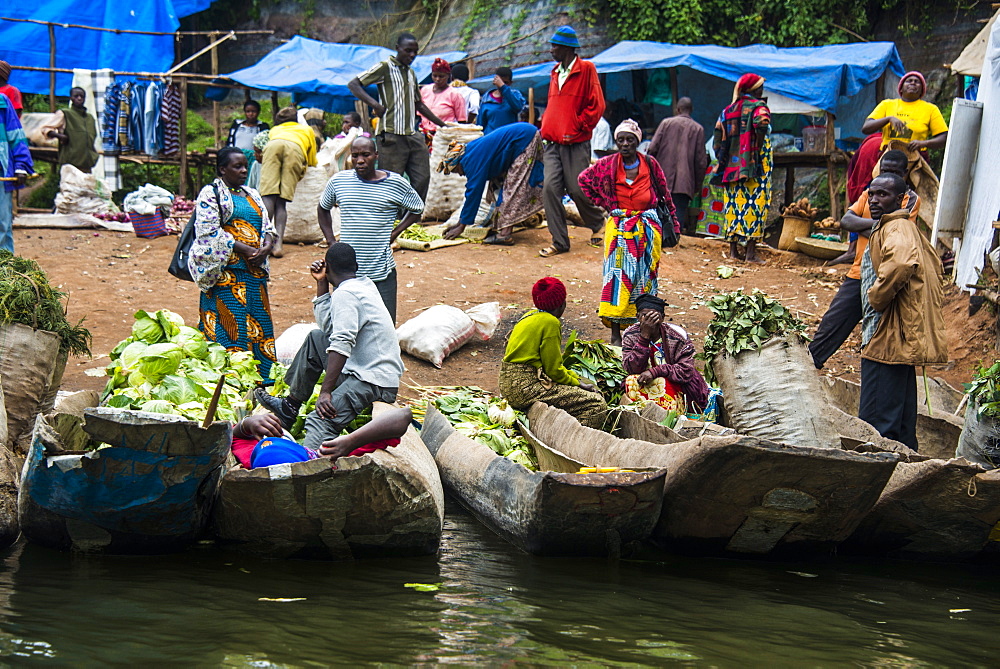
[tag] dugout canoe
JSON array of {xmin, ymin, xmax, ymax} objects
[
  {"xmin": 211, "ymin": 403, "xmax": 444, "ymax": 560},
  {"xmin": 821, "ymin": 375, "xmax": 964, "ymax": 460},
  {"xmin": 843, "ymin": 457, "xmax": 1000, "ymax": 560},
  {"xmin": 526, "ymin": 403, "xmax": 901, "ymax": 557},
  {"xmin": 19, "ymin": 408, "xmax": 232, "ymax": 554},
  {"xmin": 420, "ymin": 404, "xmax": 667, "ymax": 557}
]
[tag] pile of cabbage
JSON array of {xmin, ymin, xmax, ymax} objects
[
  {"xmin": 433, "ymin": 389, "xmax": 536, "ymax": 470},
  {"xmin": 101, "ymin": 309, "xmax": 262, "ymax": 422}
]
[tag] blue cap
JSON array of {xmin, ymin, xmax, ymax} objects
[
  {"xmin": 550, "ymin": 26, "xmax": 580, "ymax": 49},
  {"xmin": 250, "ymin": 437, "xmax": 315, "ymax": 468}
]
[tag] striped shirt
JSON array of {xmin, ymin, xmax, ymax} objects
[
  {"xmin": 319, "ymin": 170, "xmax": 424, "ymax": 282},
  {"xmin": 357, "ymin": 56, "xmax": 420, "ymax": 136}
]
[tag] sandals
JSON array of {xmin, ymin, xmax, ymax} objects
[
  {"xmin": 483, "ymin": 234, "xmax": 514, "ymax": 246},
  {"xmin": 589, "ymin": 234, "xmax": 603, "ymax": 248},
  {"xmin": 539, "ymin": 245, "xmax": 568, "ymax": 258}
]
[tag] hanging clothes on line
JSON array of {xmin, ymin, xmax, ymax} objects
[
  {"xmin": 161, "ymin": 83, "xmax": 182, "ymax": 157},
  {"xmin": 102, "ymin": 82, "xmax": 122, "ymax": 154},
  {"xmin": 128, "ymin": 82, "xmax": 146, "ymax": 155},
  {"xmin": 117, "ymin": 82, "xmax": 134, "ymax": 152},
  {"xmin": 144, "ymin": 81, "xmax": 164, "ymax": 156}
]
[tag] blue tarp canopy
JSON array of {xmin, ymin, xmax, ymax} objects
[
  {"xmin": 0, "ymin": 1, "xmax": 216, "ymax": 95},
  {"xmin": 227, "ymin": 36, "xmax": 467, "ymax": 113},
  {"xmin": 471, "ymin": 40, "xmax": 905, "ymax": 115}
]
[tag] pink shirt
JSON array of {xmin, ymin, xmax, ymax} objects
[{"xmin": 418, "ymin": 84, "xmax": 467, "ymax": 134}]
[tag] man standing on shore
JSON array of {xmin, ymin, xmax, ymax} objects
[
  {"xmin": 858, "ymin": 172, "xmax": 947, "ymax": 450},
  {"xmin": 348, "ymin": 33, "xmax": 446, "ymax": 200},
  {"xmin": 646, "ymin": 97, "xmax": 708, "ymax": 235},
  {"xmin": 538, "ymin": 26, "xmax": 607, "ymax": 258}
]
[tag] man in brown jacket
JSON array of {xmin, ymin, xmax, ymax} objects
[
  {"xmin": 646, "ymin": 97, "xmax": 708, "ymax": 235},
  {"xmin": 859, "ymin": 172, "xmax": 948, "ymax": 450}
]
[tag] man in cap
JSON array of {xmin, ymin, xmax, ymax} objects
[
  {"xmin": 348, "ymin": 33, "xmax": 446, "ymax": 200},
  {"xmin": 538, "ymin": 25, "xmax": 607, "ymax": 258}
]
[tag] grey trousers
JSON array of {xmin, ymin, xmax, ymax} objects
[
  {"xmin": 376, "ymin": 132, "xmax": 430, "ymax": 200},
  {"xmin": 375, "ymin": 269, "xmax": 397, "ymax": 325},
  {"xmin": 285, "ymin": 329, "xmax": 398, "ymax": 450},
  {"xmin": 542, "ymin": 141, "xmax": 606, "ymax": 252}
]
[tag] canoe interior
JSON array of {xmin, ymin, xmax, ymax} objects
[
  {"xmin": 18, "ymin": 409, "xmax": 232, "ymax": 554},
  {"xmin": 211, "ymin": 404, "xmax": 444, "ymax": 560},
  {"xmin": 527, "ymin": 403, "xmax": 902, "ymax": 557},
  {"xmin": 421, "ymin": 404, "xmax": 667, "ymax": 557}
]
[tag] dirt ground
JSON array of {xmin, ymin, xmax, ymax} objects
[{"xmin": 12, "ymin": 223, "xmax": 991, "ymax": 400}]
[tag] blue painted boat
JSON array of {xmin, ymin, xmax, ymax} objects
[{"xmin": 18, "ymin": 408, "xmax": 232, "ymax": 554}]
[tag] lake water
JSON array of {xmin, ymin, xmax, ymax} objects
[{"xmin": 0, "ymin": 504, "xmax": 995, "ymax": 666}]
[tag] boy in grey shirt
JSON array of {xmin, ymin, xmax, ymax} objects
[{"xmin": 256, "ymin": 243, "xmax": 404, "ymax": 450}]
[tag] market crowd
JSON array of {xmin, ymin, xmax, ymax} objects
[{"xmin": 0, "ymin": 24, "xmax": 951, "ymax": 458}]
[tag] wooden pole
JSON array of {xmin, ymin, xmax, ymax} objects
[
  {"xmin": 210, "ymin": 32, "xmax": 220, "ymax": 149},
  {"xmin": 669, "ymin": 67, "xmax": 679, "ymax": 112},
  {"xmin": 48, "ymin": 23, "xmax": 56, "ymax": 112},
  {"xmin": 355, "ymin": 100, "xmax": 372, "ymax": 135},
  {"xmin": 179, "ymin": 79, "xmax": 189, "ymax": 198},
  {"xmin": 271, "ymin": 90, "xmax": 279, "ymax": 123},
  {"xmin": 528, "ymin": 87, "xmax": 535, "ymax": 125},
  {"xmin": 826, "ymin": 112, "xmax": 839, "ymax": 219}
]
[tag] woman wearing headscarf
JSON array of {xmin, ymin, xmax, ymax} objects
[
  {"xmin": 621, "ymin": 293, "xmax": 710, "ymax": 414},
  {"xmin": 259, "ymin": 106, "xmax": 318, "ymax": 257},
  {"xmin": 862, "ymin": 72, "xmax": 948, "ymax": 153},
  {"xmin": 578, "ymin": 118, "xmax": 678, "ymax": 346},
  {"xmin": 498, "ymin": 277, "xmax": 608, "ymax": 429},
  {"xmin": 418, "ymin": 59, "xmax": 467, "ymax": 136},
  {"xmin": 439, "ymin": 122, "xmax": 545, "ymax": 245},
  {"xmin": 188, "ymin": 147, "xmax": 278, "ymax": 378},
  {"xmin": 713, "ymin": 73, "xmax": 772, "ymax": 264}
]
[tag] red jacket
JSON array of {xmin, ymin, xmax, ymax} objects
[{"xmin": 541, "ymin": 58, "xmax": 605, "ymax": 145}]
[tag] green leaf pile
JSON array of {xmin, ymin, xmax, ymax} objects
[
  {"xmin": 433, "ymin": 387, "xmax": 537, "ymax": 470},
  {"xmin": 966, "ymin": 361, "xmax": 1000, "ymax": 419},
  {"xmin": 0, "ymin": 250, "xmax": 91, "ymax": 355},
  {"xmin": 699, "ymin": 290, "xmax": 808, "ymax": 384},
  {"xmin": 101, "ymin": 309, "xmax": 262, "ymax": 423},
  {"xmin": 562, "ymin": 331, "xmax": 626, "ymax": 405}
]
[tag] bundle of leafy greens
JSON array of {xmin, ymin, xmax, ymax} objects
[
  {"xmin": 562, "ymin": 331, "xmax": 626, "ymax": 405},
  {"xmin": 0, "ymin": 250, "xmax": 91, "ymax": 355},
  {"xmin": 966, "ymin": 361, "xmax": 1000, "ymax": 418},
  {"xmin": 101, "ymin": 309, "xmax": 262, "ymax": 423},
  {"xmin": 699, "ymin": 290, "xmax": 807, "ymax": 384},
  {"xmin": 428, "ymin": 386, "xmax": 537, "ymax": 470}
]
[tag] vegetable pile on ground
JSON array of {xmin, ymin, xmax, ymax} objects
[
  {"xmin": 409, "ymin": 385, "xmax": 537, "ymax": 470},
  {"xmin": 0, "ymin": 251, "xmax": 91, "ymax": 355},
  {"xmin": 101, "ymin": 309, "xmax": 261, "ymax": 422},
  {"xmin": 399, "ymin": 226, "xmax": 443, "ymax": 242},
  {"xmin": 93, "ymin": 211, "xmax": 130, "ymax": 224},
  {"xmin": 699, "ymin": 290, "xmax": 808, "ymax": 384},
  {"xmin": 562, "ymin": 331, "xmax": 626, "ymax": 405},
  {"xmin": 781, "ymin": 198, "xmax": 818, "ymax": 220}
]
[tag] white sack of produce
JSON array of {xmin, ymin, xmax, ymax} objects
[
  {"xmin": 397, "ymin": 302, "xmax": 501, "ymax": 368},
  {"xmin": 284, "ymin": 166, "xmax": 331, "ymax": 244},
  {"xmin": 21, "ymin": 111, "xmax": 63, "ymax": 148},
  {"xmin": 424, "ymin": 124, "xmax": 483, "ymax": 221},
  {"xmin": 123, "ymin": 184, "xmax": 174, "ymax": 216},
  {"xmin": 54, "ymin": 164, "xmax": 116, "ymax": 216},
  {"xmin": 275, "ymin": 322, "xmax": 318, "ymax": 365},
  {"xmin": 443, "ymin": 191, "xmax": 493, "ymax": 229}
]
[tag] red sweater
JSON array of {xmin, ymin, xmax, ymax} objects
[{"xmin": 541, "ymin": 58, "xmax": 606, "ymax": 145}]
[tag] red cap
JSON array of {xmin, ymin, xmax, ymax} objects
[{"xmin": 532, "ymin": 277, "xmax": 567, "ymax": 311}]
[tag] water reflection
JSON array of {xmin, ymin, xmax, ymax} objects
[{"xmin": 0, "ymin": 503, "xmax": 995, "ymax": 666}]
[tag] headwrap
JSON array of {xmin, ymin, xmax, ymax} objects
[
  {"xmin": 432, "ymin": 58, "xmax": 451, "ymax": 74},
  {"xmin": 437, "ymin": 141, "xmax": 466, "ymax": 174},
  {"xmin": 614, "ymin": 118, "xmax": 642, "ymax": 142},
  {"xmin": 0, "ymin": 61, "xmax": 9, "ymax": 80},
  {"xmin": 253, "ymin": 129, "xmax": 270, "ymax": 151},
  {"xmin": 532, "ymin": 277, "xmax": 567, "ymax": 311},
  {"xmin": 732, "ymin": 73, "xmax": 765, "ymax": 102},
  {"xmin": 635, "ymin": 293, "xmax": 666, "ymax": 314},
  {"xmin": 549, "ymin": 26, "xmax": 580, "ymax": 49},
  {"xmin": 898, "ymin": 71, "xmax": 926, "ymax": 97}
]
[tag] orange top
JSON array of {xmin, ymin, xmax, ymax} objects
[{"xmin": 615, "ymin": 158, "xmax": 653, "ymax": 211}]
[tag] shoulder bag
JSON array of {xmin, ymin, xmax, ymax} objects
[{"xmin": 168, "ymin": 184, "xmax": 221, "ymax": 282}]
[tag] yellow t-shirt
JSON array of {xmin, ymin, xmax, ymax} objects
[{"xmin": 867, "ymin": 98, "xmax": 948, "ymax": 148}]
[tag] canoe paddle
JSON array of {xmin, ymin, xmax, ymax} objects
[{"xmin": 202, "ymin": 374, "xmax": 228, "ymax": 429}]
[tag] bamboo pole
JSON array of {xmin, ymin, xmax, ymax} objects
[
  {"xmin": 528, "ymin": 87, "xmax": 535, "ymax": 125},
  {"xmin": 211, "ymin": 31, "xmax": 221, "ymax": 149},
  {"xmin": 669, "ymin": 67, "xmax": 679, "ymax": 111},
  {"xmin": 165, "ymin": 31, "xmax": 235, "ymax": 77},
  {"xmin": 0, "ymin": 16, "xmax": 272, "ymax": 37},
  {"xmin": 179, "ymin": 79, "xmax": 189, "ymax": 198},
  {"xmin": 48, "ymin": 23, "xmax": 56, "ymax": 112}
]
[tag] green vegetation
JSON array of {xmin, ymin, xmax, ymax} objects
[
  {"xmin": 562, "ymin": 332, "xmax": 627, "ymax": 405},
  {"xmin": 967, "ymin": 361, "xmax": 1000, "ymax": 418}
]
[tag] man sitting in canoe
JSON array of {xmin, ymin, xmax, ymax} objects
[
  {"xmin": 256, "ymin": 243, "xmax": 406, "ymax": 451},
  {"xmin": 498, "ymin": 277, "xmax": 608, "ymax": 429},
  {"xmin": 621, "ymin": 293, "xmax": 710, "ymax": 414}
]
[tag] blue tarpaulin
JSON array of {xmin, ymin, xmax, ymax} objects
[
  {"xmin": 471, "ymin": 40, "xmax": 905, "ymax": 114},
  {"xmin": 226, "ymin": 36, "xmax": 467, "ymax": 113},
  {"xmin": 0, "ymin": 1, "xmax": 215, "ymax": 96}
]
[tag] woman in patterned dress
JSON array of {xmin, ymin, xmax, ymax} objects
[
  {"xmin": 713, "ymin": 73, "xmax": 772, "ymax": 264},
  {"xmin": 187, "ymin": 147, "xmax": 278, "ymax": 378}
]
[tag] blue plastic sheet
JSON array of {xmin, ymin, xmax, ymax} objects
[
  {"xmin": 471, "ymin": 40, "xmax": 905, "ymax": 114},
  {"xmin": 0, "ymin": 1, "xmax": 214, "ymax": 96},
  {"xmin": 227, "ymin": 36, "xmax": 467, "ymax": 113}
]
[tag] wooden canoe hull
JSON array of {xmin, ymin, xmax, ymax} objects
[
  {"xmin": 211, "ymin": 406, "xmax": 444, "ymax": 560},
  {"xmin": 421, "ymin": 404, "xmax": 666, "ymax": 557},
  {"xmin": 528, "ymin": 403, "xmax": 901, "ymax": 557},
  {"xmin": 844, "ymin": 459, "xmax": 1000, "ymax": 560},
  {"xmin": 18, "ymin": 409, "xmax": 232, "ymax": 554}
]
